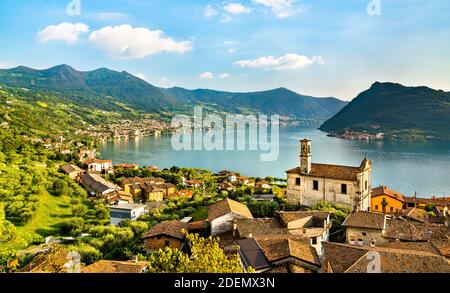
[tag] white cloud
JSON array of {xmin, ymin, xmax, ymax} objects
[
  {"xmin": 199, "ymin": 72, "xmax": 214, "ymax": 79},
  {"xmin": 219, "ymin": 73, "xmax": 231, "ymax": 79},
  {"xmin": 88, "ymin": 25, "xmax": 193, "ymax": 59},
  {"xmin": 223, "ymin": 3, "xmax": 251, "ymax": 14},
  {"xmin": 235, "ymin": 53, "xmax": 324, "ymax": 70},
  {"xmin": 133, "ymin": 73, "xmax": 148, "ymax": 82},
  {"xmin": 228, "ymin": 48, "xmax": 236, "ymax": 54},
  {"xmin": 204, "ymin": 5, "xmax": 218, "ymax": 17},
  {"xmin": 37, "ymin": 22, "xmax": 89, "ymax": 44},
  {"xmin": 252, "ymin": 0, "xmax": 300, "ymax": 18}
]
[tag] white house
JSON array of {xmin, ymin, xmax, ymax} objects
[
  {"xmin": 83, "ymin": 159, "xmax": 113, "ymax": 173},
  {"xmin": 208, "ymin": 198, "xmax": 253, "ymax": 236},
  {"xmin": 108, "ymin": 203, "xmax": 148, "ymax": 226},
  {"xmin": 286, "ymin": 139, "xmax": 372, "ymax": 211}
]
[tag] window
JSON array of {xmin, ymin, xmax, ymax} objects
[
  {"xmin": 311, "ymin": 237, "xmax": 317, "ymax": 245},
  {"xmin": 390, "ymin": 207, "xmax": 394, "ymax": 212},
  {"xmin": 375, "ymin": 205, "xmax": 378, "ymax": 210},
  {"xmin": 362, "ymin": 232, "xmax": 367, "ymax": 236},
  {"xmin": 313, "ymin": 180, "xmax": 319, "ymax": 191},
  {"xmin": 295, "ymin": 178, "xmax": 301, "ymax": 186},
  {"xmin": 365, "ymin": 180, "xmax": 368, "ymax": 190},
  {"xmin": 164, "ymin": 240, "xmax": 170, "ymax": 247},
  {"xmin": 341, "ymin": 184, "xmax": 347, "ymax": 194}
]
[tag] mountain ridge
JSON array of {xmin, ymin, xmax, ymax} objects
[
  {"xmin": 320, "ymin": 82, "xmax": 450, "ymax": 140},
  {"xmin": 0, "ymin": 64, "xmax": 347, "ymax": 119}
]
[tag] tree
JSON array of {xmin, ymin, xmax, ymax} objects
[
  {"xmin": 72, "ymin": 204, "xmax": 87, "ymax": 217},
  {"xmin": 148, "ymin": 233, "xmax": 248, "ymax": 273},
  {"xmin": 0, "ymin": 203, "xmax": 15, "ymax": 244}
]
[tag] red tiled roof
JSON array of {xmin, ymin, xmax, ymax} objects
[
  {"xmin": 286, "ymin": 162, "xmax": 366, "ymax": 181},
  {"xmin": 371, "ymin": 186, "xmax": 405, "ymax": 202},
  {"xmin": 208, "ymin": 198, "xmax": 253, "ymax": 220}
]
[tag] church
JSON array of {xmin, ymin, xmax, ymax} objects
[{"xmin": 286, "ymin": 139, "xmax": 372, "ymax": 211}]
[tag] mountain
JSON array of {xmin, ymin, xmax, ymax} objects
[
  {"xmin": 164, "ymin": 87, "xmax": 347, "ymax": 119},
  {"xmin": 0, "ymin": 65, "xmax": 347, "ymax": 120},
  {"xmin": 0, "ymin": 65, "xmax": 179, "ymax": 113},
  {"xmin": 320, "ymin": 82, "xmax": 450, "ymax": 140}
]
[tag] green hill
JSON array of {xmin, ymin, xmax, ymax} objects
[
  {"xmin": 0, "ymin": 65, "xmax": 180, "ymax": 113},
  {"xmin": 164, "ymin": 87, "xmax": 347, "ymax": 119},
  {"xmin": 320, "ymin": 82, "xmax": 450, "ymax": 140},
  {"xmin": 0, "ymin": 65, "xmax": 347, "ymax": 120}
]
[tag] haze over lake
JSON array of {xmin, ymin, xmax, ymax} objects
[{"xmin": 99, "ymin": 127, "xmax": 450, "ymax": 198}]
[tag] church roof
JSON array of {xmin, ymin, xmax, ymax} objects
[{"xmin": 286, "ymin": 162, "xmax": 365, "ymax": 181}]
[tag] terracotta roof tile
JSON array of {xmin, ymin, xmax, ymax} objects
[
  {"xmin": 278, "ymin": 211, "xmax": 330, "ymax": 227},
  {"xmin": 342, "ymin": 211, "xmax": 386, "ymax": 230},
  {"xmin": 383, "ymin": 219, "xmax": 450, "ymax": 241},
  {"xmin": 208, "ymin": 198, "xmax": 253, "ymax": 220},
  {"xmin": 143, "ymin": 220, "xmax": 190, "ymax": 240},
  {"xmin": 256, "ymin": 237, "xmax": 320, "ymax": 266},
  {"xmin": 371, "ymin": 186, "xmax": 405, "ymax": 202},
  {"xmin": 323, "ymin": 242, "xmax": 450, "ymax": 273},
  {"xmin": 286, "ymin": 162, "xmax": 367, "ymax": 181},
  {"xmin": 83, "ymin": 260, "xmax": 147, "ymax": 273}
]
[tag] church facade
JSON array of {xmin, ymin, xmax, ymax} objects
[{"xmin": 286, "ymin": 139, "xmax": 372, "ymax": 211}]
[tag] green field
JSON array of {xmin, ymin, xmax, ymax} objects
[{"xmin": 6, "ymin": 193, "xmax": 72, "ymax": 250}]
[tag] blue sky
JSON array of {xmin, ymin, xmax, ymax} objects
[{"xmin": 0, "ymin": 0, "xmax": 449, "ymax": 100}]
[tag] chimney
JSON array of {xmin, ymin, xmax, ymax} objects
[{"xmin": 300, "ymin": 139, "xmax": 312, "ymax": 174}]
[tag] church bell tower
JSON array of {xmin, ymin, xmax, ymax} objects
[{"xmin": 300, "ymin": 139, "xmax": 312, "ymax": 175}]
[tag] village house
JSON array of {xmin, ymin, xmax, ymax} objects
[
  {"xmin": 184, "ymin": 179, "xmax": 204, "ymax": 188},
  {"xmin": 371, "ymin": 185, "xmax": 405, "ymax": 214},
  {"xmin": 236, "ymin": 237, "xmax": 321, "ymax": 273},
  {"xmin": 166, "ymin": 189, "xmax": 194, "ymax": 200},
  {"xmin": 342, "ymin": 211, "xmax": 388, "ymax": 246},
  {"xmin": 343, "ymin": 211, "xmax": 450, "ymax": 249},
  {"xmin": 108, "ymin": 202, "xmax": 147, "ymax": 225},
  {"xmin": 235, "ymin": 211, "xmax": 332, "ymax": 257},
  {"xmin": 218, "ymin": 181, "xmax": 235, "ymax": 192},
  {"xmin": 113, "ymin": 163, "xmax": 139, "ymax": 170},
  {"xmin": 208, "ymin": 198, "xmax": 253, "ymax": 236},
  {"xmin": 322, "ymin": 242, "xmax": 450, "ymax": 273},
  {"xmin": 83, "ymin": 159, "xmax": 113, "ymax": 173},
  {"xmin": 121, "ymin": 177, "xmax": 164, "ymax": 193},
  {"xmin": 82, "ymin": 260, "xmax": 148, "ymax": 273},
  {"xmin": 142, "ymin": 220, "xmax": 191, "ymax": 252},
  {"xmin": 286, "ymin": 139, "xmax": 372, "ymax": 211},
  {"xmin": 60, "ymin": 164, "xmax": 84, "ymax": 181},
  {"xmin": 78, "ymin": 147, "xmax": 96, "ymax": 162},
  {"xmin": 80, "ymin": 173, "xmax": 119, "ymax": 198},
  {"xmin": 237, "ymin": 176, "xmax": 250, "ymax": 185},
  {"xmin": 104, "ymin": 190, "xmax": 133, "ymax": 205},
  {"xmin": 255, "ymin": 180, "xmax": 272, "ymax": 190},
  {"xmin": 120, "ymin": 177, "xmax": 175, "ymax": 201}
]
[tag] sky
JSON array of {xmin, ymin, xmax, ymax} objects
[{"xmin": 0, "ymin": 0, "xmax": 449, "ymax": 100}]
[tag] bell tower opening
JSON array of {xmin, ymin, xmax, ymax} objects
[{"xmin": 300, "ymin": 139, "xmax": 312, "ymax": 174}]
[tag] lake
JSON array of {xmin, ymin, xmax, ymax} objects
[{"xmin": 99, "ymin": 127, "xmax": 450, "ymax": 198}]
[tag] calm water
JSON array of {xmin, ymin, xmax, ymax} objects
[{"xmin": 99, "ymin": 127, "xmax": 450, "ymax": 197}]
